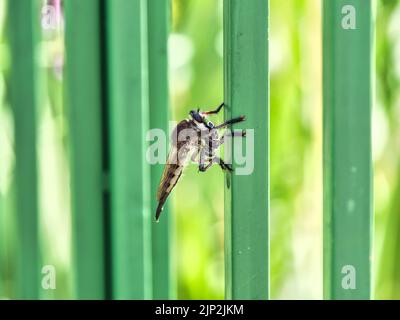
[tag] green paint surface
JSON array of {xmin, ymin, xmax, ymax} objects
[
  {"xmin": 148, "ymin": 0, "xmax": 174, "ymax": 300},
  {"xmin": 64, "ymin": 0, "xmax": 106, "ymax": 299},
  {"xmin": 224, "ymin": 0, "xmax": 269, "ymax": 300},
  {"xmin": 8, "ymin": 0, "xmax": 41, "ymax": 299},
  {"xmin": 323, "ymin": 0, "xmax": 373, "ymax": 300},
  {"xmin": 106, "ymin": 0, "xmax": 152, "ymax": 299}
]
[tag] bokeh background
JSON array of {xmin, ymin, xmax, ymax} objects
[{"xmin": 0, "ymin": 0, "xmax": 400, "ymax": 299}]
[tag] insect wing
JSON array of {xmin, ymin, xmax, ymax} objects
[
  {"xmin": 156, "ymin": 147, "xmax": 183, "ymax": 201},
  {"xmin": 155, "ymin": 120, "xmax": 200, "ymax": 220}
]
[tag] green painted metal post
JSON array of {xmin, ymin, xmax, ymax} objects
[
  {"xmin": 105, "ymin": 0, "xmax": 152, "ymax": 299},
  {"xmin": 8, "ymin": 0, "xmax": 41, "ymax": 299},
  {"xmin": 223, "ymin": 0, "xmax": 269, "ymax": 300},
  {"xmin": 148, "ymin": 0, "xmax": 173, "ymax": 300},
  {"xmin": 64, "ymin": 0, "xmax": 106, "ymax": 299},
  {"xmin": 0, "ymin": 194, "xmax": 2, "ymax": 297},
  {"xmin": 323, "ymin": 0, "xmax": 373, "ymax": 299}
]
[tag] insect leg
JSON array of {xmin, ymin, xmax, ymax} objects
[
  {"xmin": 203, "ymin": 102, "xmax": 224, "ymax": 115},
  {"xmin": 222, "ymin": 129, "xmax": 246, "ymax": 141},
  {"xmin": 199, "ymin": 161, "xmax": 213, "ymax": 172},
  {"xmin": 232, "ymin": 129, "xmax": 246, "ymax": 137},
  {"xmin": 213, "ymin": 156, "xmax": 233, "ymax": 172},
  {"xmin": 197, "ymin": 148, "xmax": 209, "ymax": 172},
  {"xmin": 214, "ymin": 115, "xmax": 246, "ymax": 129},
  {"xmin": 215, "ymin": 129, "xmax": 246, "ymax": 149}
]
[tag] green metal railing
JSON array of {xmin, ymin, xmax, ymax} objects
[
  {"xmin": 147, "ymin": 0, "xmax": 174, "ymax": 300},
  {"xmin": 323, "ymin": 0, "xmax": 373, "ymax": 299},
  {"xmin": 224, "ymin": 0, "xmax": 269, "ymax": 300},
  {"xmin": 106, "ymin": 0, "xmax": 152, "ymax": 299},
  {"xmin": 3, "ymin": 0, "xmax": 374, "ymax": 300},
  {"xmin": 8, "ymin": 0, "xmax": 41, "ymax": 300},
  {"xmin": 64, "ymin": 0, "xmax": 107, "ymax": 299}
]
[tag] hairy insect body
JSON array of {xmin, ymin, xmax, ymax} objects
[{"xmin": 155, "ymin": 103, "xmax": 245, "ymax": 221}]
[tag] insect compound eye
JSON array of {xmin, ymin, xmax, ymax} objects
[
  {"xmin": 190, "ymin": 110, "xmax": 204, "ymax": 123},
  {"xmin": 195, "ymin": 114, "xmax": 204, "ymax": 122}
]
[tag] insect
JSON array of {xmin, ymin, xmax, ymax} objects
[{"xmin": 155, "ymin": 102, "xmax": 246, "ymax": 221}]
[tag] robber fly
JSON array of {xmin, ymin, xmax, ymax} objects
[{"xmin": 155, "ymin": 102, "xmax": 246, "ymax": 221}]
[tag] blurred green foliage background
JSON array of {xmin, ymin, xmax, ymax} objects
[{"xmin": 0, "ymin": 0, "xmax": 400, "ymax": 299}]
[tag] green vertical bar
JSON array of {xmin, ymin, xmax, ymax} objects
[
  {"xmin": 148, "ymin": 0, "xmax": 173, "ymax": 300},
  {"xmin": 323, "ymin": 0, "xmax": 373, "ymax": 299},
  {"xmin": 106, "ymin": 0, "xmax": 151, "ymax": 299},
  {"xmin": 8, "ymin": 0, "xmax": 40, "ymax": 299},
  {"xmin": 223, "ymin": 0, "xmax": 269, "ymax": 300},
  {"xmin": 64, "ymin": 0, "xmax": 106, "ymax": 299},
  {"xmin": 0, "ymin": 0, "xmax": 4, "ymax": 297},
  {"xmin": 0, "ymin": 194, "xmax": 2, "ymax": 297}
]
